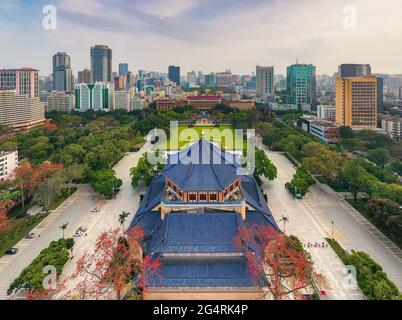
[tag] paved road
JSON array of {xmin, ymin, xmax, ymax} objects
[
  {"xmin": 257, "ymin": 139, "xmax": 402, "ymax": 295},
  {"xmin": 0, "ymin": 185, "xmax": 101, "ymax": 299},
  {"xmin": 256, "ymin": 139, "xmax": 364, "ymax": 300},
  {"xmin": 0, "ymin": 139, "xmax": 151, "ymax": 300},
  {"xmin": 58, "ymin": 142, "xmax": 150, "ymax": 297},
  {"xmin": 306, "ymin": 183, "xmax": 402, "ymax": 291}
]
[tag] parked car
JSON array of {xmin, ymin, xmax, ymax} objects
[
  {"xmin": 79, "ymin": 226, "xmax": 87, "ymax": 233},
  {"xmin": 25, "ymin": 233, "xmax": 35, "ymax": 240},
  {"xmin": 5, "ymin": 248, "xmax": 19, "ymax": 255},
  {"xmin": 74, "ymin": 230, "xmax": 83, "ymax": 237},
  {"xmin": 91, "ymin": 207, "xmax": 100, "ymax": 213}
]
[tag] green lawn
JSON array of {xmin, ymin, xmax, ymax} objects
[
  {"xmin": 0, "ymin": 188, "xmax": 77, "ymax": 256},
  {"xmin": 158, "ymin": 125, "xmax": 248, "ymax": 150}
]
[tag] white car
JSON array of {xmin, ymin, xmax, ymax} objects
[
  {"xmin": 91, "ymin": 207, "xmax": 100, "ymax": 213},
  {"xmin": 74, "ymin": 230, "xmax": 83, "ymax": 237}
]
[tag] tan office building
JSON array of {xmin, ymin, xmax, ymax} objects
[
  {"xmin": 336, "ymin": 77, "xmax": 378, "ymax": 129},
  {"xmin": 0, "ymin": 90, "xmax": 45, "ymax": 129}
]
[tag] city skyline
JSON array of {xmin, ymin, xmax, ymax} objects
[{"xmin": 2, "ymin": 0, "xmax": 402, "ymax": 76}]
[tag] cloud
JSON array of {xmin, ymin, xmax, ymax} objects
[
  {"xmin": 133, "ymin": 0, "xmax": 200, "ymax": 18},
  {"xmin": 0, "ymin": 0, "xmax": 19, "ymax": 12},
  {"xmin": 3, "ymin": 0, "xmax": 402, "ymax": 76}
]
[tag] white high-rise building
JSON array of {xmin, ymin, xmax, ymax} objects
[
  {"xmin": 256, "ymin": 66, "xmax": 274, "ymax": 98},
  {"xmin": 0, "ymin": 90, "xmax": 45, "ymax": 129},
  {"xmin": 0, "ymin": 150, "xmax": 18, "ymax": 181},
  {"xmin": 74, "ymin": 82, "xmax": 114, "ymax": 112},
  {"xmin": 114, "ymin": 90, "xmax": 131, "ymax": 111},
  {"xmin": 47, "ymin": 92, "xmax": 75, "ymax": 113},
  {"xmin": 132, "ymin": 99, "xmax": 145, "ymax": 111},
  {"xmin": 187, "ymin": 71, "xmax": 197, "ymax": 85},
  {"xmin": 317, "ymin": 105, "xmax": 336, "ymax": 122}
]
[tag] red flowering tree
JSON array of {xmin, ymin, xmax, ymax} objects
[
  {"xmin": 0, "ymin": 200, "xmax": 13, "ymax": 231},
  {"xmin": 70, "ymin": 227, "xmax": 161, "ymax": 300},
  {"xmin": 43, "ymin": 120, "xmax": 58, "ymax": 133},
  {"xmin": 13, "ymin": 164, "xmax": 35, "ymax": 208},
  {"xmin": 13, "ymin": 162, "xmax": 64, "ymax": 208},
  {"xmin": 24, "ymin": 280, "xmax": 67, "ymax": 300},
  {"xmin": 235, "ymin": 225, "xmax": 325, "ymax": 300}
]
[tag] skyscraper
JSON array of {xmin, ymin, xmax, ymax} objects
[
  {"xmin": 338, "ymin": 63, "xmax": 383, "ymax": 120},
  {"xmin": 53, "ymin": 52, "xmax": 73, "ymax": 92},
  {"xmin": 286, "ymin": 64, "xmax": 316, "ymax": 108},
  {"xmin": 215, "ymin": 71, "xmax": 233, "ymax": 87},
  {"xmin": 119, "ymin": 63, "xmax": 129, "ymax": 76},
  {"xmin": 90, "ymin": 45, "xmax": 112, "ymax": 82},
  {"xmin": 74, "ymin": 82, "xmax": 114, "ymax": 112},
  {"xmin": 338, "ymin": 64, "xmax": 371, "ymax": 78},
  {"xmin": 377, "ymin": 77, "xmax": 384, "ymax": 116},
  {"xmin": 168, "ymin": 65, "xmax": 180, "ymax": 84},
  {"xmin": 0, "ymin": 68, "xmax": 39, "ymax": 98},
  {"xmin": 187, "ymin": 71, "xmax": 197, "ymax": 85},
  {"xmin": 256, "ymin": 66, "xmax": 274, "ymax": 98},
  {"xmin": 205, "ymin": 73, "xmax": 216, "ymax": 88},
  {"xmin": 78, "ymin": 68, "xmax": 93, "ymax": 84},
  {"xmin": 336, "ymin": 76, "xmax": 378, "ymax": 129}
]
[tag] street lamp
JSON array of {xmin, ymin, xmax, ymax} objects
[
  {"xmin": 279, "ymin": 215, "xmax": 289, "ymax": 235},
  {"xmin": 331, "ymin": 221, "xmax": 335, "ymax": 240}
]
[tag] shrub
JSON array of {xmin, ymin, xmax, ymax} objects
[
  {"xmin": 344, "ymin": 251, "xmax": 400, "ymax": 300},
  {"xmin": 7, "ymin": 238, "xmax": 74, "ymax": 295}
]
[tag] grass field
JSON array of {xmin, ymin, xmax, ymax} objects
[{"xmin": 158, "ymin": 125, "xmax": 248, "ymax": 150}]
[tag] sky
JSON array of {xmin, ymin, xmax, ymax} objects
[{"xmin": 1, "ymin": 0, "xmax": 402, "ymax": 77}]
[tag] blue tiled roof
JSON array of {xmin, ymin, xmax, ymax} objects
[
  {"xmin": 149, "ymin": 257, "xmax": 254, "ymax": 287},
  {"xmin": 162, "ymin": 138, "xmax": 239, "ymax": 191},
  {"xmin": 149, "ymin": 212, "xmax": 243, "ymax": 254},
  {"xmin": 129, "ymin": 139, "xmax": 280, "ymax": 289},
  {"xmin": 241, "ymin": 175, "xmax": 279, "ymax": 229},
  {"xmin": 130, "ymin": 174, "xmax": 165, "ymax": 228}
]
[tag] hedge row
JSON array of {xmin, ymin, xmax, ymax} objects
[{"xmin": 7, "ymin": 238, "xmax": 74, "ymax": 296}]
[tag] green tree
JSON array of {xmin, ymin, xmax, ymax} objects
[
  {"xmin": 130, "ymin": 153, "xmax": 164, "ymax": 188},
  {"xmin": 344, "ymin": 251, "xmax": 400, "ymax": 300},
  {"xmin": 339, "ymin": 126, "xmax": 354, "ymax": 139},
  {"xmin": 390, "ymin": 161, "xmax": 402, "ymax": 176},
  {"xmin": 64, "ymin": 164, "xmax": 85, "ymax": 193},
  {"xmin": 33, "ymin": 171, "xmax": 68, "ymax": 213},
  {"xmin": 119, "ymin": 211, "xmax": 130, "ymax": 232},
  {"xmin": 254, "ymin": 149, "xmax": 277, "ymax": 181},
  {"xmin": 59, "ymin": 222, "xmax": 69, "ymax": 239},
  {"xmin": 338, "ymin": 138, "xmax": 366, "ymax": 152},
  {"xmin": 342, "ymin": 159, "xmax": 369, "ymax": 201},
  {"xmin": 302, "ymin": 142, "xmax": 345, "ymax": 181},
  {"xmin": 90, "ymin": 169, "xmax": 122, "ymax": 199},
  {"xmin": 365, "ymin": 197, "xmax": 402, "ymax": 247},
  {"xmin": 368, "ymin": 148, "xmax": 392, "ymax": 168}
]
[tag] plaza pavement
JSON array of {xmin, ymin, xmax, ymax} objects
[{"xmin": 257, "ymin": 138, "xmax": 402, "ymax": 298}]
